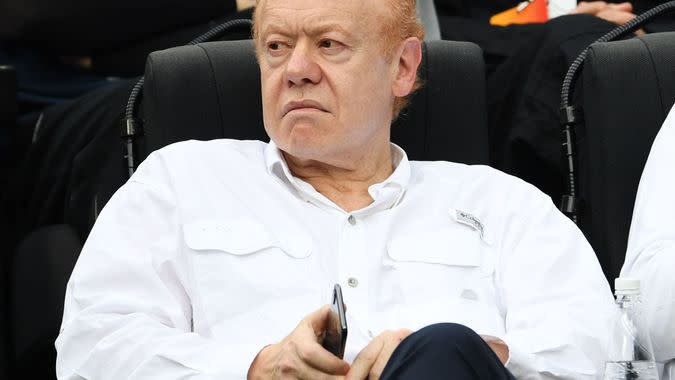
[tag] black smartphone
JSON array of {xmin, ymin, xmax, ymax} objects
[{"xmin": 322, "ymin": 283, "xmax": 348, "ymax": 358}]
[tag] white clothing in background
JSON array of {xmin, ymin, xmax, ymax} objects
[
  {"xmin": 621, "ymin": 104, "xmax": 675, "ymax": 379},
  {"xmin": 549, "ymin": 0, "xmax": 578, "ymax": 18}
]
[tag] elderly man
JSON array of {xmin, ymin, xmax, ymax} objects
[
  {"xmin": 56, "ymin": 0, "xmax": 615, "ymax": 379},
  {"xmin": 620, "ymin": 104, "xmax": 675, "ymax": 380}
]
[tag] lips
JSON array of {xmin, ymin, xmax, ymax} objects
[{"xmin": 282, "ymin": 100, "xmax": 328, "ymax": 116}]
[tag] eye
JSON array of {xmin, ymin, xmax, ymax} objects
[
  {"xmin": 319, "ymin": 39, "xmax": 335, "ymax": 48},
  {"xmin": 319, "ymin": 39, "xmax": 344, "ymax": 51},
  {"xmin": 266, "ymin": 40, "xmax": 289, "ymax": 57}
]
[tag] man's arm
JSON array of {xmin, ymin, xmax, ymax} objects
[
  {"xmin": 55, "ymin": 153, "xmax": 261, "ymax": 379},
  {"xmin": 495, "ymin": 184, "xmax": 616, "ymax": 379}
]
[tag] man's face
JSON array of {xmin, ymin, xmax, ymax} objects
[{"xmin": 257, "ymin": 0, "xmax": 398, "ymax": 164}]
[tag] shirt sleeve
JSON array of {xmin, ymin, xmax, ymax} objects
[
  {"xmin": 621, "ymin": 105, "xmax": 675, "ymax": 363},
  {"xmin": 495, "ymin": 185, "xmax": 616, "ymax": 379},
  {"xmin": 55, "ymin": 153, "xmax": 262, "ymax": 380}
]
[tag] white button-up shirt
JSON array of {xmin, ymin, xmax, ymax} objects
[
  {"xmin": 621, "ymin": 104, "xmax": 675, "ymax": 379},
  {"xmin": 56, "ymin": 139, "xmax": 615, "ymax": 380}
]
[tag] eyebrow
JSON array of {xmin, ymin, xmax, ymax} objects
[{"xmin": 260, "ymin": 21, "xmax": 355, "ymax": 41}]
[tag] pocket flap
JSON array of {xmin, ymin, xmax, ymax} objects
[
  {"xmin": 183, "ymin": 219, "xmax": 311, "ymax": 258},
  {"xmin": 387, "ymin": 231, "xmax": 481, "ymax": 267}
]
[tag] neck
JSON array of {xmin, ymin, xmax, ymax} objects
[{"xmin": 283, "ymin": 141, "xmax": 394, "ymax": 212}]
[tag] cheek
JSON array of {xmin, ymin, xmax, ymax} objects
[
  {"xmin": 339, "ymin": 67, "xmax": 392, "ymax": 115},
  {"xmin": 261, "ymin": 72, "xmax": 283, "ymax": 128},
  {"xmin": 261, "ymin": 72, "xmax": 280, "ymax": 107}
]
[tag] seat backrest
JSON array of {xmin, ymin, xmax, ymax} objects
[
  {"xmin": 580, "ymin": 32, "xmax": 675, "ymax": 282},
  {"xmin": 0, "ymin": 65, "xmax": 17, "ymax": 129},
  {"xmin": 141, "ymin": 39, "xmax": 489, "ymax": 165},
  {"xmin": 9, "ymin": 224, "xmax": 81, "ymax": 379}
]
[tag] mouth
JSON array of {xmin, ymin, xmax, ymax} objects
[{"xmin": 282, "ymin": 100, "xmax": 328, "ymax": 116}]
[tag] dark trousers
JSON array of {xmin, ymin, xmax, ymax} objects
[{"xmin": 381, "ymin": 323, "xmax": 516, "ymax": 380}]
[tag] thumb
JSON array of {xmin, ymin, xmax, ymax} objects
[
  {"xmin": 306, "ymin": 305, "xmax": 333, "ymax": 340},
  {"xmin": 609, "ymin": 2, "xmax": 633, "ymax": 12}
]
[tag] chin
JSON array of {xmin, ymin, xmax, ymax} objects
[
  {"xmin": 284, "ymin": 119, "xmax": 325, "ymax": 142},
  {"xmin": 270, "ymin": 117, "xmax": 336, "ymax": 156},
  {"xmin": 285, "ymin": 137, "xmax": 326, "ymax": 159}
]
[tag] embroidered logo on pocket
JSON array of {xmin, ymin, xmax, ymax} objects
[{"xmin": 450, "ymin": 208, "xmax": 485, "ymax": 239}]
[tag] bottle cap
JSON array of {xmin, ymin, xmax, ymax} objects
[{"xmin": 615, "ymin": 278, "xmax": 640, "ymax": 295}]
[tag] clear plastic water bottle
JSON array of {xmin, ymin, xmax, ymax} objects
[{"xmin": 603, "ymin": 278, "xmax": 659, "ymax": 380}]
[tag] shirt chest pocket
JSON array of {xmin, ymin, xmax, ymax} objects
[
  {"xmin": 383, "ymin": 230, "xmax": 500, "ymax": 332},
  {"xmin": 183, "ymin": 219, "xmax": 316, "ymax": 336}
]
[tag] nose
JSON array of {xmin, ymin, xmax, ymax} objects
[{"xmin": 284, "ymin": 41, "xmax": 322, "ymax": 87}]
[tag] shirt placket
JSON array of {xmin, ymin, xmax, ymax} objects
[{"xmin": 338, "ymin": 212, "xmax": 370, "ymax": 339}]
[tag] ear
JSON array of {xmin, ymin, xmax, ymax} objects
[{"xmin": 391, "ymin": 37, "xmax": 422, "ymax": 98}]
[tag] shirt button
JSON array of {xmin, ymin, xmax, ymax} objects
[
  {"xmin": 347, "ymin": 277, "xmax": 359, "ymax": 288},
  {"xmin": 348, "ymin": 215, "xmax": 356, "ymax": 225},
  {"xmin": 368, "ymin": 330, "xmax": 374, "ymax": 339}
]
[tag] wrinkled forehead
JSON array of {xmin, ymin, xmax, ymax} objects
[{"xmin": 255, "ymin": 0, "xmax": 389, "ymax": 39}]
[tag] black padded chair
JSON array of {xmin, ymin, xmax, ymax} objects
[
  {"xmin": 0, "ymin": 64, "xmax": 17, "ymax": 379},
  {"xmin": 578, "ymin": 32, "xmax": 675, "ymax": 283},
  {"xmin": 140, "ymin": 39, "xmax": 489, "ymax": 165},
  {"xmin": 8, "ymin": 225, "xmax": 82, "ymax": 379}
]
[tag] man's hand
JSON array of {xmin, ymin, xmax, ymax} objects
[
  {"xmin": 571, "ymin": 1, "xmax": 633, "ymax": 16},
  {"xmin": 345, "ymin": 329, "xmax": 412, "ymax": 380},
  {"xmin": 248, "ymin": 306, "xmax": 350, "ymax": 380},
  {"xmin": 595, "ymin": 8, "xmax": 639, "ymax": 26},
  {"xmin": 480, "ymin": 335, "xmax": 510, "ymax": 365},
  {"xmin": 570, "ymin": 2, "xmax": 644, "ymax": 34},
  {"xmin": 570, "ymin": 2, "xmax": 641, "ymax": 27}
]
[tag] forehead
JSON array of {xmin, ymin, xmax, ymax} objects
[{"xmin": 258, "ymin": 0, "xmax": 387, "ymax": 36}]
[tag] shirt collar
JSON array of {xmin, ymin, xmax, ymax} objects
[{"xmin": 264, "ymin": 140, "xmax": 411, "ymax": 212}]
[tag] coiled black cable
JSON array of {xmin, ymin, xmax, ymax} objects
[
  {"xmin": 122, "ymin": 18, "xmax": 253, "ymax": 177},
  {"xmin": 559, "ymin": 1, "xmax": 675, "ymax": 224}
]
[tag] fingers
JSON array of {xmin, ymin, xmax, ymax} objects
[
  {"xmin": 346, "ymin": 329, "xmax": 412, "ymax": 380},
  {"xmin": 299, "ymin": 305, "xmax": 350, "ymax": 374},
  {"xmin": 346, "ymin": 337, "xmax": 384, "ymax": 380},
  {"xmin": 608, "ymin": 2, "xmax": 633, "ymax": 12},
  {"xmin": 292, "ymin": 338, "xmax": 350, "ymax": 375},
  {"xmin": 569, "ymin": 1, "xmax": 636, "ymax": 26},
  {"xmin": 480, "ymin": 334, "xmax": 510, "ymax": 365},
  {"xmin": 276, "ymin": 349, "xmax": 346, "ymax": 380},
  {"xmin": 249, "ymin": 306, "xmax": 349, "ymax": 379},
  {"xmin": 596, "ymin": 9, "xmax": 637, "ymax": 25},
  {"xmin": 571, "ymin": 1, "xmax": 610, "ymax": 15},
  {"xmin": 368, "ymin": 329, "xmax": 412, "ymax": 380},
  {"xmin": 570, "ymin": 1, "xmax": 633, "ymax": 15},
  {"xmin": 305, "ymin": 305, "xmax": 333, "ymax": 340}
]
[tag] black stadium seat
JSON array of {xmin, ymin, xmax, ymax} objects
[
  {"xmin": 578, "ymin": 32, "xmax": 675, "ymax": 283},
  {"xmin": 140, "ymin": 39, "xmax": 490, "ymax": 165},
  {"xmin": 9, "ymin": 225, "xmax": 82, "ymax": 379}
]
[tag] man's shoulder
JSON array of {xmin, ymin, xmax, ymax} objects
[
  {"xmin": 410, "ymin": 160, "xmax": 552, "ymax": 210},
  {"xmin": 156, "ymin": 139, "xmax": 267, "ymax": 159},
  {"xmin": 133, "ymin": 139, "xmax": 269, "ymax": 182},
  {"xmin": 409, "ymin": 160, "xmax": 562, "ymax": 246},
  {"xmin": 412, "ymin": 160, "xmax": 542, "ymax": 193}
]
